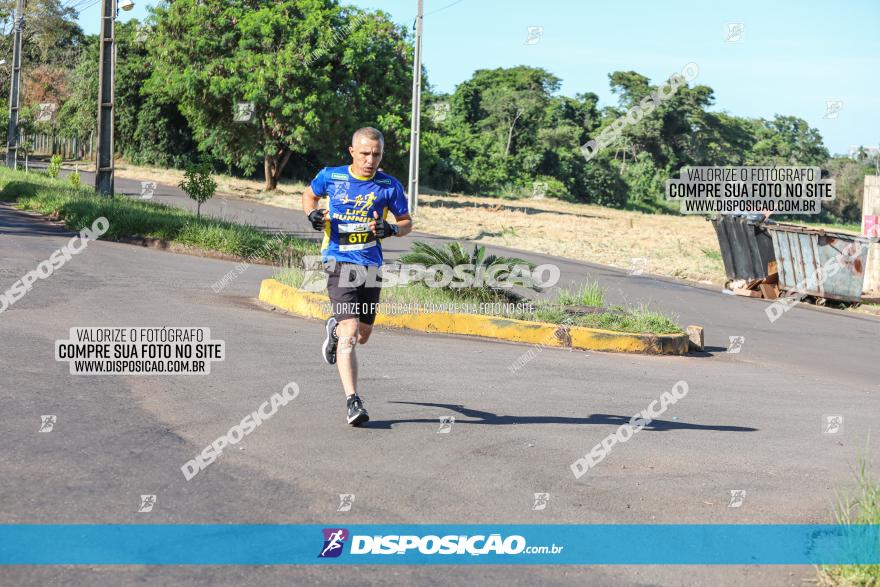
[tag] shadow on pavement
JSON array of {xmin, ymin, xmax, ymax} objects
[
  {"xmin": 0, "ymin": 203, "xmax": 75, "ymax": 237},
  {"xmin": 361, "ymin": 401, "xmax": 758, "ymax": 432},
  {"xmin": 688, "ymin": 345, "xmax": 729, "ymax": 358}
]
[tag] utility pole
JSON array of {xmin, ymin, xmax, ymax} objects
[
  {"xmin": 95, "ymin": 0, "xmax": 115, "ymax": 196},
  {"xmin": 5, "ymin": 0, "xmax": 25, "ymax": 169},
  {"xmin": 406, "ymin": 0, "xmax": 423, "ymax": 215}
]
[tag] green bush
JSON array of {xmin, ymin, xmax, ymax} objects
[
  {"xmin": 822, "ymin": 157, "xmax": 872, "ymax": 223},
  {"xmin": 178, "ymin": 163, "xmax": 217, "ymax": 218},
  {"xmin": 47, "ymin": 155, "xmax": 62, "ymax": 179},
  {"xmin": 573, "ymin": 154, "xmax": 628, "ymax": 207},
  {"xmin": 530, "ymin": 176, "xmax": 569, "ymax": 199},
  {"xmin": 398, "ymin": 240, "xmax": 540, "ymax": 302},
  {"xmin": 617, "ymin": 152, "xmax": 667, "ymax": 208}
]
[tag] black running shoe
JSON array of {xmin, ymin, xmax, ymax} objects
[
  {"xmin": 346, "ymin": 395, "xmax": 369, "ymax": 426},
  {"xmin": 322, "ymin": 316, "xmax": 338, "ymax": 365}
]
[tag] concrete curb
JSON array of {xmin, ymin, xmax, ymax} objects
[{"xmin": 259, "ymin": 279, "xmax": 690, "ymax": 355}]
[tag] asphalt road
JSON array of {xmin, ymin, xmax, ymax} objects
[
  {"xmin": 59, "ymin": 164, "xmax": 880, "ymax": 382},
  {"xmin": 1, "ymin": 169, "xmax": 878, "ymax": 586}
]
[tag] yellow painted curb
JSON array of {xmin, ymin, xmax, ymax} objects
[{"xmin": 259, "ymin": 279, "xmax": 690, "ymax": 355}]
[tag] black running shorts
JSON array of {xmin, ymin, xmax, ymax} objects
[{"xmin": 324, "ymin": 262, "xmax": 382, "ymax": 325}]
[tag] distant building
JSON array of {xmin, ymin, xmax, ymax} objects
[{"xmin": 848, "ymin": 145, "xmax": 880, "ymax": 160}]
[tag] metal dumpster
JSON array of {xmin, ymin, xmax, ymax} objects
[
  {"xmin": 766, "ymin": 224, "xmax": 879, "ymax": 303},
  {"xmin": 709, "ymin": 215, "xmax": 776, "ymax": 281}
]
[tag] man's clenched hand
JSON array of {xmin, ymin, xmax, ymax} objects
[
  {"xmin": 369, "ymin": 210, "xmax": 398, "ymax": 239},
  {"xmin": 308, "ymin": 208, "xmax": 328, "ymax": 231}
]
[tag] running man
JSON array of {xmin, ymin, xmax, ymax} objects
[{"xmin": 302, "ymin": 127, "xmax": 412, "ymax": 426}]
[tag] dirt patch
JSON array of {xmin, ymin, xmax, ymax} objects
[
  {"xmin": 414, "ymin": 193, "xmax": 726, "ymax": 284},
  {"xmin": 73, "ymin": 160, "xmax": 309, "ymax": 211}
]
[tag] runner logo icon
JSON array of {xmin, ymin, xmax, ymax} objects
[{"xmin": 319, "ymin": 528, "xmax": 349, "ymax": 558}]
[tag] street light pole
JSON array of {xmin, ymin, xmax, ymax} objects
[
  {"xmin": 5, "ymin": 0, "xmax": 25, "ymax": 170},
  {"xmin": 95, "ymin": 0, "xmax": 116, "ymax": 196},
  {"xmin": 406, "ymin": 0, "xmax": 423, "ymax": 215}
]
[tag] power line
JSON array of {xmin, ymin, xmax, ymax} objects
[
  {"xmin": 63, "ymin": 0, "xmax": 102, "ymax": 13},
  {"xmin": 61, "ymin": 0, "xmax": 92, "ymax": 11},
  {"xmin": 64, "ymin": 0, "xmax": 99, "ymax": 10},
  {"xmin": 72, "ymin": 0, "xmax": 102, "ymax": 12},
  {"xmin": 425, "ymin": 0, "xmax": 465, "ymax": 17}
]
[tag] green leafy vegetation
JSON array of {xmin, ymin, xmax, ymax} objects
[
  {"xmin": 554, "ymin": 282, "xmax": 605, "ymax": 308},
  {"xmin": 178, "ymin": 163, "xmax": 217, "ymax": 219},
  {"xmin": 527, "ymin": 288, "xmax": 680, "ymax": 334},
  {"xmin": 10, "ymin": 0, "xmax": 873, "ymax": 224},
  {"xmin": 398, "ymin": 241, "xmax": 539, "ymax": 302},
  {"xmin": 819, "ymin": 459, "xmax": 880, "ymax": 586},
  {"xmin": 276, "ymin": 244, "xmax": 682, "ymax": 335},
  {"xmin": 701, "ymin": 248, "xmax": 722, "ymax": 261},
  {"xmin": 146, "ymin": 1, "xmax": 413, "ymax": 189},
  {"xmin": 46, "ymin": 155, "xmax": 62, "ymax": 179},
  {"xmin": 0, "ymin": 167, "xmax": 318, "ymax": 263}
]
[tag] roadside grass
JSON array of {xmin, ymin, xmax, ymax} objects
[
  {"xmin": 554, "ymin": 281, "xmax": 605, "ymax": 307},
  {"xmin": 573, "ymin": 303, "xmax": 681, "ymax": 334},
  {"xmin": 819, "ymin": 459, "xmax": 880, "ymax": 586},
  {"xmin": 854, "ymin": 302, "xmax": 880, "ymax": 317},
  {"xmin": 799, "ymin": 218, "xmax": 863, "ymax": 235},
  {"xmin": 275, "ymin": 267, "xmax": 682, "ymax": 335},
  {"xmin": 0, "ymin": 167, "xmax": 318, "ymax": 263},
  {"xmin": 702, "ymin": 247, "xmax": 723, "ymax": 262},
  {"xmin": 414, "ymin": 192, "xmax": 727, "ymax": 284},
  {"xmin": 546, "ymin": 283, "xmax": 681, "ymax": 333}
]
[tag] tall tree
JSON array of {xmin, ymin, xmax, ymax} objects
[
  {"xmin": 0, "ymin": 0, "xmax": 85, "ymax": 66},
  {"xmin": 115, "ymin": 20, "xmax": 196, "ymax": 167},
  {"xmin": 0, "ymin": 0, "xmax": 86, "ymax": 123},
  {"xmin": 436, "ymin": 66, "xmax": 560, "ymax": 193},
  {"xmin": 56, "ymin": 35, "xmax": 98, "ymax": 143},
  {"xmin": 749, "ymin": 115, "xmax": 829, "ymax": 166},
  {"xmin": 149, "ymin": 0, "xmax": 412, "ymax": 189}
]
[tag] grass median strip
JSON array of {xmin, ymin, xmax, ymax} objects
[
  {"xmin": 0, "ymin": 167, "xmax": 318, "ymax": 264},
  {"xmin": 274, "ymin": 267, "xmax": 682, "ymax": 336}
]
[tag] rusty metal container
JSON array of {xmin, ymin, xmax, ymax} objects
[
  {"xmin": 709, "ymin": 215, "xmax": 776, "ymax": 281},
  {"xmin": 766, "ymin": 223, "xmax": 878, "ymax": 303}
]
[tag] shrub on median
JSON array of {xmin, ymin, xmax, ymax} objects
[
  {"xmin": 398, "ymin": 241, "xmax": 541, "ymax": 302},
  {"xmin": 275, "ymin": 249, "xmax": 682, "ymax": 335}
]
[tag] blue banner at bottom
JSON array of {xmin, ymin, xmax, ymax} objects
[{"xmin": 0, "ymin": 525, "xmax": 878, "ymax": 565}]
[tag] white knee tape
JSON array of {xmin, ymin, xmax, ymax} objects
[{"xmin": 338, "ymin": 336, "xmax": 357, "ymax": 354}]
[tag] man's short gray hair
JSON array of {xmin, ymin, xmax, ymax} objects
[{"xmin": 352, "ymin": 127, "xmax": 385, "ymax": 148}]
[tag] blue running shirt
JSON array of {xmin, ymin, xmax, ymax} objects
[{"xmin": 310, "ymin": 165, "xmax": 409, "ymax": 266}]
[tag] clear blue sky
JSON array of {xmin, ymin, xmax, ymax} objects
[{"xmin": 77, "ymin": 0, "xmax": 879, "ymax": 155}]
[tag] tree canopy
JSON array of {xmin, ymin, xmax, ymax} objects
[
  {"xmin": 3, "ymin": 1, "xmax": 869, "ymax": 221},
  {"xmin": 148, "ymin": 0, "xmax": 412, "ymax": 189}
]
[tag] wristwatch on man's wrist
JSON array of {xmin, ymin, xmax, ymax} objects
[{"xmin": 390, "ymin": 223, "xmax": 400, "ymax": 237}]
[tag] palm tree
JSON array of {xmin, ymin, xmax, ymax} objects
[{"xmin": 398, "ymin": 241, "xmax": 541, "ymax": 301}]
